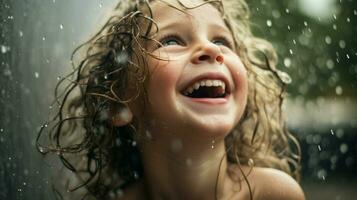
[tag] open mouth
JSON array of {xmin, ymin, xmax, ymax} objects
[{"xmin": 181, "ymin": 79, "xmax": 229, "ymax": 98}]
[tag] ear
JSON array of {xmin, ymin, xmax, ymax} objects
[{"xmin": 109, "ymin": 103, "xmax": 133, "ymax": 127}]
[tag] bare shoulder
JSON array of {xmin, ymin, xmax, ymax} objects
[{"xmin": 251, "ymin": 167, "xmax": 305, "ymax": 200}]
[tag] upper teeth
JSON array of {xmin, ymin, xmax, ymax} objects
[{"xmin": 183, "ymin": 79, "xmax": 226, "ymax": 95}]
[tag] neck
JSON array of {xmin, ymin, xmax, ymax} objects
[{"xmin": 137, "ymin": 129, "xmax": 231, "ymax": 200}]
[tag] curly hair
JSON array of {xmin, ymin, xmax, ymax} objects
[{"xmin": 37, "ymin": 0, "xmax": 301, "ymax": 199}]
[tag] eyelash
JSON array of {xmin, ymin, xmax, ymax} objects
[{"xmin": 157, "ymin": 34, "xmax": 234, "ymax": 49}]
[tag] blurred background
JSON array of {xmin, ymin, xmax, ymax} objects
[{"xmin": 0, "ymin": 0, "xmax": 356, "ymax": 199}]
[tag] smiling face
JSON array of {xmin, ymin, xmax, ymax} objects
[{"xmin": 132, "ymin": 0, "xmax": 248, "ymax": 140}]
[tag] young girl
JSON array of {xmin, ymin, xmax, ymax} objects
[{"xmin": 38, "ymin": 0, "xmax": 305, "ymax": 199}]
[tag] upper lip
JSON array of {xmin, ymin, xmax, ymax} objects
[{"xmin": 179, "ymin": 72, "xmax": 232, "ymax": 94}]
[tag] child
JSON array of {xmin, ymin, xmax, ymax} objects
[{"xmin": 38, "ymin": 0, "xmax": 305, "ymax": 199}]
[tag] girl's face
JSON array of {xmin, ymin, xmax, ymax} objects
[{"xmin": 134, "ymin": 0, "xmax": 248, "ymax": 139}]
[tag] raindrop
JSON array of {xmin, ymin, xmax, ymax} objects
[
  {"xmin": 332, "ymin": 24, "xmax": 337, "ymax": 30},
  {"xmin": 338, "ymin": 40, "xmax": 346, "ymax": 49},
  {"xmin": 289, "ymin": 49, "xmax": 293, "ymax": 55},
  {"xmin": 0, "ymin": 128, "xmax": 3, "ymax": 132},
  {"xmin": 346, "ymin": 54, "xmax": 350, "ymax": 59},
  {"xmin": 354, "ymin": 10, "xmax": 357, "ymax": 15},
  {"xmin": 211, "ymin": 139, "xmax": 215, "ymax": 149},
  {"xmin": 34, "ymin": 72, "xmax": 39, "ymax": 78},
  {"xmin": 1, "ymin": 45, "xmax": 10, "ymax": 54},
  {"xmin": 104, "ymin": 74, "xmax": 108, "ymax": 79},
  {"xmin": 248, "ymin": 158, "xmax": 254, "ymax": 166},
  {"xmin": 317, "ymin": 145, "xmax": 322, "ymax": 151},
  {"xmin": 292, "ymin": 39, "xmax": 296, "ymax": 44},
  {"xmin": 59, "ymin": 24, "xmax": 63, "ymax": 30},
  {"xmin": 115, "ymin": 50, "xmax": 129, "ymax": 65},
  {"xmin": 272, "ymin": 10, "xmax": 281, "ymax": 18},
  {"xmin": 186, "ymin": 158, "xmax": 192, "ymax": 166},
  {"xmin": 335, "ymin": 86, "xmax": 343, "ymax": 95},
  {"xmin": 330, "ymin": 129, "xmax": 334, "ymax": 135},
  {"xmin": 42, "ymin": 36, "xmax": 46, "ymax": 41},
  {"xmin": 333, "ymin": 14, "xmax": 337, "ymax": 20},
  {"xmin": 326, "ymin": 59, "xmax": 334, "ymax": 69},
  {"xmin": 317, "ymin": 169, "xmax": 327, "ymax": 181},
  {"xmin": 340, "ymin": 143, "xmax": 348, "ymax": 154},
  {"xmin": 132, "ymin": 141, "xmax": 137, "ymax": 146},
  {"xmin": 171, "ymin": 138, "xmax": 182, "ymax": 152},
  {"xmin": 19, "ymin": 31, "xmax": 23, "ymax": 37},
  {"xmin": 285, "ymin": 8, "xmax": 290, "ymax": 14},
  {"xmin": 303, "ymin": 21, "xmax": 308, "ymax": 26},
  {"xmin": 336, "ymin": 129, "xmax": 344, "ymax": 138},
  {"xmin": 266, "ymin": 20, "xmax": 272, "ymax": 27},
  {"xmin": 347, "ymin": 17, "xmax": 350, "ymax": 22},
  {"xmin": 325, "ymin": 36, "xmax": 332, "ymax": 44},
  {"xmin": 57, "ymin": 76, "xmax": 61, "ymax": 80},
  {"xmin": 145, "ymin": 130, "xmax": 152, "ymax": 139},
  {"xmin": 99, "ymin": 3, "xmax": 103, "ymax": 8},
  {"xmin": 283, "ymin": 58, "xmax": 291, "ymax": 68}
]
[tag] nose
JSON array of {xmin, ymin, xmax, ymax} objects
[{"xmin": 191, "ymin": 42, "xmax": 224, "ymax": 65}]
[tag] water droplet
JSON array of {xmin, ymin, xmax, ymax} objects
[
  {"xmin": 333, "ymin": 14, "xmax": 337, "ymax": 20},
  {"xmin": 326, "ymin": 59, "xmax": 334, "ymax": 69},
  {"xmin": 171, "ymin": 138, "xmax": 182, "ymax": 152},
  {"xmin": 104, "ymin": 74, "xmax": 108, "ymax": 79},
  {"xmin": 325, "ymin": 36, "xmax": 332, "ymax": 44},
  {"xmin": 340, "ymin": 143, "xmax": 348, "ymax": 154},
  {"xmin": 248, "ymin": 158, "xmax": 254, "ymax": 166},
  {"xmin": 59, "ymin": 24, "xmax": 63, "ymax": 30},
  {"xmin": 285, "ymin": 8, "xmax": 290, "ymax": 14},
  {"xmin": 287, "ymin": 25, "xmax": 291, "ymax": 31},
  {"xmin": 186, "ymin": 158, "xmax": 192, "ymax": 166},
  {"xmin": 266, "ymin": 20, "xmax": 272, "ymax": 27},
  {"xmin": 317, "ymin": 145, "xmax": 321, "ymax": 151},
  {"xmin": 347, "ymin": 17, "xmax": 350, "ymax": 22},
  {"xmin": 99, "ymin": 3, "xmax": 103, "ymax": 8},
  {"xmin": 317, "ymin": 169, "xmax": 327, "ymax": 181},
  {"xmin": 1, "ymin": 45, "xmax": 10, "ymax": 54},
  {"xmin": 346, "ymin": 54, "xmax": 350, "ymax": 59},
  {"xmin": 57, "ymin": 76, "xmax": 61, "ymax": 80},
  {"xmin": 289, "ymin": 49, "xmax": 293, "ymax": 55},
  {"xmin": 145, "ymin": 130, "xmax": 152, "ymax": 139},
  {"xmin": 42, "ymin": 36, "xmax": 46, "ymax": 41},
  {"xmin": 303, "ymin": 21, "xmax": 308, "ymax": 26},
  {"xmin": 339, "ymin": 40, "xmax": 346, "ymax": 49},
  {"xmin": 0, "ymin": 128, "xmax": 3, "ymax": 132},
  {"xmin": 335, "ymin": 86, "xmax": 343, "ymax": 95},
  {"xmin": 115, "ymin": 50, "xmax": 129, "ymax": 65},
  {"xmin": 283, "ymin": 58, "xmax": 291, "ymax": 68},
  {"xmin": 19, "ymin": 31, "xmax": 23, "ymax": 37},
  {"xmin": 34, "ymin": 72, "xmax": 39, "ymax": 78},
  {"xmin": 292, "ymin": 39, "xmax": 296, "ymax": 44},
  {"xmin": 332, "ymin": 24, "xmax": 337, "ymax": 30},
  {"xmin": 330, "ymin": 129, "xmax": 334, "ymax": 135},
  {"xmin": 132, "ymin": 141, "xmax": 137, "ymax": 146}
]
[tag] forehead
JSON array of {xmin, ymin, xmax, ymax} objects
[{"xmin": 149, "ymin": 0, "xmax": 225, "ymax": 29}]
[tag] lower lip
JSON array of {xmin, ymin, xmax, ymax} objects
[{"xmin": 183, "ymin": 94, "xmax": 229, "ymax": 105}]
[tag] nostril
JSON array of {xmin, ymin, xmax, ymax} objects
[
  {"xmin": 216, "ymin": 55, "xmax": 224, "ymax": 63},
  {"xmin": 198, "ymin": 55, "xmax": 210, "ymax": 61}
]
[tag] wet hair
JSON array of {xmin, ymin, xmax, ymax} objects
[{"xmin": 37, "ymin": 0, "xmax": 301, "ymax": 199}]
